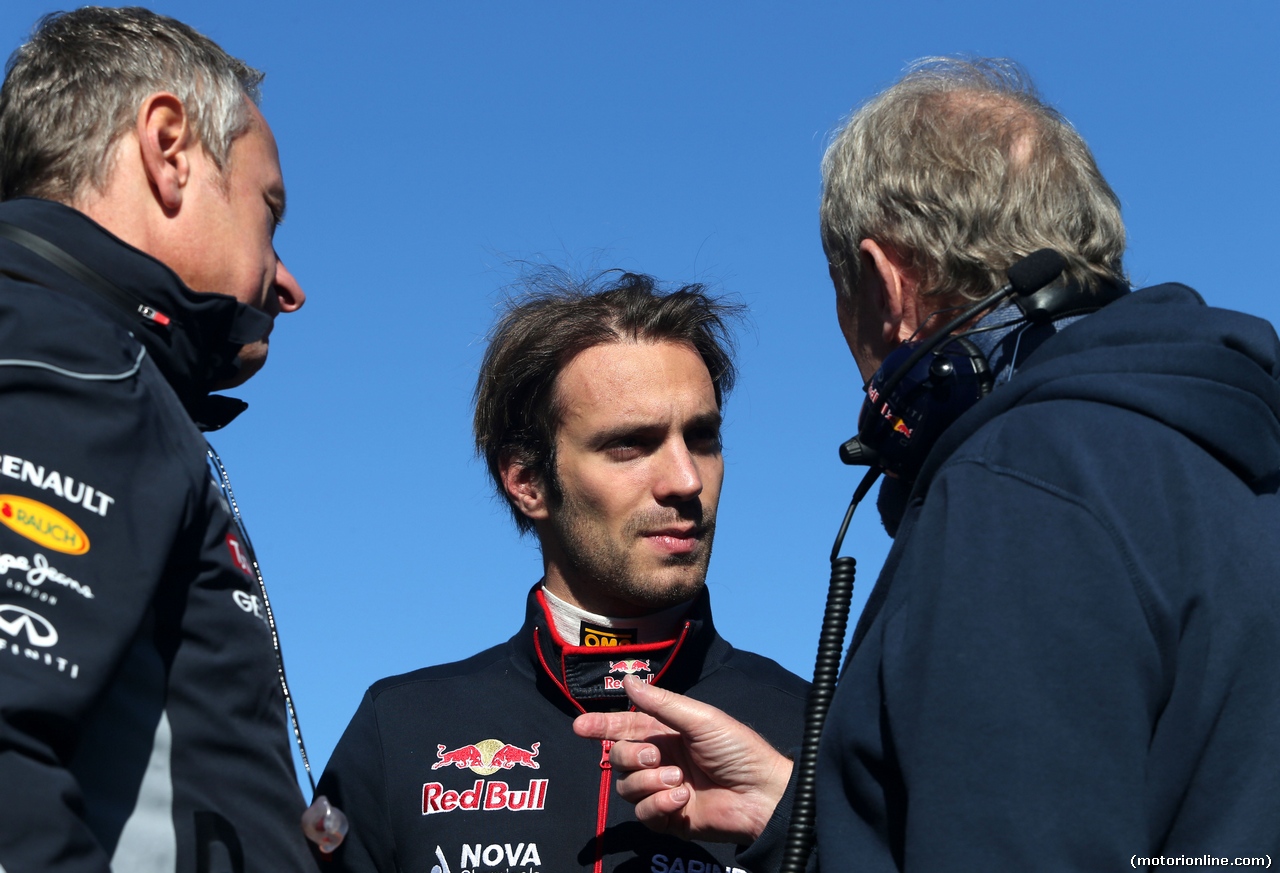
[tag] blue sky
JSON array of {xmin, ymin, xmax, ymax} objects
[{"xmin": 2, "ymin": 1, "xmax": 1276, "ymax": 787}]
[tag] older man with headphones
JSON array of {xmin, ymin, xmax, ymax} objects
[{"xmin": 575, "ymin": 57, "xmax": 1280, "ymax": 871}]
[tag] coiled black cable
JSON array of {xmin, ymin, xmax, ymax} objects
[{"xmin": 779, "ymin": 468, "xmax": 880, "ymax": 873}]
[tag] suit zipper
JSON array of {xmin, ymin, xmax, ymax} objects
[{"xmin": 595, "ymin": 738, "xmax": 613, "ymax": 873}]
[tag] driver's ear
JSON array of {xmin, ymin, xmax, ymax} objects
[{"xmin": 501, "ymin": 456, "xmax": 550, "ymax": 522}]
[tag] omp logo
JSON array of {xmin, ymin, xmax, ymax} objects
[
  {"xmin": 0, "ymin": 604, "xmax": 58, "ymax": 647},
  {"xmin": 0, "ymin": 496, "xmax": 89, "ymax": 555},
  {"xmin": 581, "ymin": 623, "xmax": 636, "ymax": 646}
]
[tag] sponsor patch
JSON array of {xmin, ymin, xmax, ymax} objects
[
  {"xmin": 605, "ymin": 657, "xmax": 656, "ymax": 690},
  {"xmin": 0, "ymin": 551, "xmax": 92, "ymax": 599},
  {"xmin": 609, "ymin": 658, "xmax": 651, "ymax": 674},
  {"xmin": 433, "ymin": 739, "xmax": 540, "ymax": 775},
  {"xmin": 0, "ymin": 496, "xmax": 90, "ymax": 555},
  {"xmin": 232, "ymin": 590, "xmax": 267, "ymax": 625},
  {"xmin": 605, "ymin": 672, "xmax": 655, "ymax": 691},
  {"xmin": 421, "ymin": 779, "xmax": 548, "ymax": 815},
  {"xmin": 581, "ymin": 623, "xmax": 637, "ymax": 647},
  {"xmin": 650, "ymin": 856, "xmax": 747, "ymax": 873},
  {"xmin": 225, "ymin": 534, "xmax": 253, "ymax": 577},
  {"xmin": 428, "ymin": 843, "xmax": 546, "ymax": 873},
  {"xmin": 565, "ymin": 649, "xmax": 659, "ymax": 697},
  {"xmin": 0, "ymin": 603, "xmax": 57, "ymax": 646},
  {"xmin": 0, "ymin": 602, "xmax": 78, "ymax": 678},
  {"xmin": 5, "ymin": 578, "xmax": 57, "ymax": 606},
  {"xmin": 0, "ymin": 455, "xmax": 114, "ymax": 517}
]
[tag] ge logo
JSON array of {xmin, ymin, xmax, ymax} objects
[
  {"xmin": 232, "ymin": 590, "xmax": 265, "ymax": 621},
  {"xmin": 0, "ymin": 604, "xmax": 58, "ymax": 647}
]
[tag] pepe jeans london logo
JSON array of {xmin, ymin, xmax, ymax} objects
[{"xmin": 0, "ymin": 550, "xmax": 94, "ymax": 602}]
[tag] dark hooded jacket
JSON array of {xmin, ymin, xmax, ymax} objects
[
  {"xmin": 0, "ymin": 197, "xmax": 313, "ymax": 872},
  {"xmin": 809, "ymin": 284, "xmax": 1280, "ymax": 870}
]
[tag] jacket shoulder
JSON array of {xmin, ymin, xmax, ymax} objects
[
  {"xmin": 718, "ymin": 647, "xmax": 810, "ymax": 700},
  {"xmin": 0, "ymin": 275, "xmax": 142, "ymax": 374},
  {"xmin": 694, "ymin": 644, "xmax": 809, "ymax": 749},
  {"xmin": 366, "ymin": 640, "xmax": 513, "ymax": 703}
]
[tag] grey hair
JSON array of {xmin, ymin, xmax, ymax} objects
[
  {"xmin": 820, "ymin": 57, "xmax": 1127, "ymax": 305},
  {"xmin": 0, "ymin": 6, "xmax": 264, "ymax": 202}
]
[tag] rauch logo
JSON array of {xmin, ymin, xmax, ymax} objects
[{"xmin": 0, "ymin": 496, "xmax": 89, "ymax": 555}]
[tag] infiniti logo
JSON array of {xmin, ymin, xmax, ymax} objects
[{"xmin": 0, "ymin": 603, "xmax": 58, "ymax": 647}]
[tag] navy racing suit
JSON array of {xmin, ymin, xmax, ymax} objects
[{"xmin": 319, "ymin": 585, "xmax": 809, "ymax": 873}]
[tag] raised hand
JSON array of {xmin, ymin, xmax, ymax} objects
[{"xmin": 572, "ymin": 675, "xmax": 791, "ymax": 844}]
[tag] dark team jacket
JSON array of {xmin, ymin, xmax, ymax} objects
[
  {"xmin": 318, "ymin": 586, "xmax": 809, "ymax": 873},
  {"xmin": 0, "ymin": 198, "xmax": 314, "ymax": 872},
  {"xmin": 742, "ymin": 284, "xmax": 1280, "ymax": 872}
]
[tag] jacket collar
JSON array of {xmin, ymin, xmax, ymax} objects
[
  {"xmin": 512, "ymin": 584, "xmax": 728, "ymax": 714},
  {"xmin": 0, "ymin": 197, "xmax": 270, "ymax": 430}
]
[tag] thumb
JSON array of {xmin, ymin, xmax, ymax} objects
[{"xmin": 623, "ymin": 675, "xmax": 724, "ymax": 738}]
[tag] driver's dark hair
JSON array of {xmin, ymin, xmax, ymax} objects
[{"xmin": 474, "ymin": 268, "xmax": 742, "ymax": 534}]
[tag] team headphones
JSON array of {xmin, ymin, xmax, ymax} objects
[{"xmin": 839, "ymin": 248, "xmax": 1128, "ymax": 483}]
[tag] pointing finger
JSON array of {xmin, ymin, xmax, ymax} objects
[
  {"xmin": 572, "ymin": 710, "xmax": 669, "ymax": 743},
  {"xmin": 604, "ymin": 738, "xmax": 665, "ymax": 771},
  {"xmin": 622, "ymin": 675, "xmax": 727, "ymax": 737},
  {"xmin": 613, "ymin": 763, "xmax": 685, "ymax": 803}
]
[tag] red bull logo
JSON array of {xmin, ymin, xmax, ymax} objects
[
  {"xmin": 422, "ymin": 778, "xmax": 548, "ymax": 815},
  {"xmin": 604, "ymin": 672, "xmax": 655, "ymax": 691},
  {"xmin": 608, "ymin": 659, "xmax": 650, "ymax": 674},
  {"xmin": 872, "ymin": 399, "xmax": 913, "ymax": 441},
  {"xmin": 432, "ymin": 738, "xmax": 540, "ymax": 775}
]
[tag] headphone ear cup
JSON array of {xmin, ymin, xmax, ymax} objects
[
  {"xmin": 854, "ymin": 335, "xmax": 994, "ymax": 481},
  {"xmin": 946, "ymin": 335, "xmax": 994, "ymax": 400}
]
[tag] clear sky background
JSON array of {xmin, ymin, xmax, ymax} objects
[{"xmin": 2, "ymin": 1, "xmax": 1276, "ymax": 790}]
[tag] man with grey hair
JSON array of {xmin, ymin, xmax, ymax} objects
[
  {"xmin": 0, "ymin": 7, "xmax": 318, "ymax": 871},
  {"xmin": 576, "ymin": 58, "xmax": 1280, "ymax": 870}
]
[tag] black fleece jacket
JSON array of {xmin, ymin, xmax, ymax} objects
[{"xmin": 0, "ymin": 198, "xmax": 313, "ymax": 873}]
